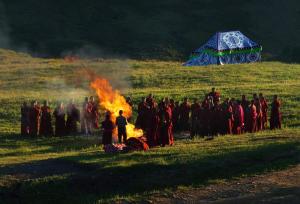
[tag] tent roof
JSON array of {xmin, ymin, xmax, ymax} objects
[{"xmin": 194, "ymin": 31, "xmax": 260, "ymax": 54}]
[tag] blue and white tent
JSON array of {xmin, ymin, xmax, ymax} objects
[{"xmin": 184, "ymin": 31, "xmax": 262, "ymax": 66}]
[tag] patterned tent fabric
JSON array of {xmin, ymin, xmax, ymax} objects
[{"xmin": 184, "ymin": 31, "xmax": 262, "ymax": 66}]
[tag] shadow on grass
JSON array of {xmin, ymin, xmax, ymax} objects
[{"xmin": 0, "ymin": 141, "xmax": 299, "ymax": 203}]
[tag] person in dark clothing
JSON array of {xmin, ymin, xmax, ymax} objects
[
  {"xmin": 101, "ymin": 112, "xmax": 115, "ymax": 145},
  {"xmin": 66, "ymin": 100, "xmax": 80, "ymax": 135},
  {"xmin": 116, "ymin": 110, "xmax": 128, "ymax": 143},
  {"xmin": 21, "ymin": 102, "xmax": 30, "ymax": 136},
  {"xmin": 40, "ymin": 100, "xmax": 53, "ymax": 136},
  {"xmin": 270, "ymin": 95, "xmax": 281, "ymax": 130},
  {"xmin": 53, "ymin": 102, "xmax": 66, "ymax": 136}
]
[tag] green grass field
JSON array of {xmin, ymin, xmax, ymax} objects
[{"xmin": 0, "ymin": 49, "xmax": 300, "ymax": 203}]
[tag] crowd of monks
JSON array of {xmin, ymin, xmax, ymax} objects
[
  {"xmin": 131, "ymin": 88, "xmax": 282, "ymax": 147},
  {"xmin": 20, "ymin": 88, "xmax": 282, "ymax": 148},
  {"xmin": 21, "ymin": 96, "xmax": 99, "ymax": 137}
]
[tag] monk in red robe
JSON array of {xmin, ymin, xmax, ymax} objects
[
  {"xmin": 90, "ymin": 96, "xmax": 99, "ymax": 129},
  {"xmin": 179, "ymin": 97, "xmax": 191, "ymax": 131},
  {"xmin": 224, "ymin": 103, "xmax": 234, "ymax": 135},
  {"xmin": 249, "ymin": 100, "xmax": 257, "ymax": 133},
  {"xmin": 254, "ymin": 98, "xmax": 263, "ymax": 131},
  {"xmin": 53, "ymin": 102, "xmax": 66, "ymax": 136},
  {"xmin": 147, "ymin": 107, "xmax": 160, "ymax": 147},
  {"xmin": 135, "ymin": 97, "xmax": 148, "ymax": 131},
  {"xmin": 208, "ymin": 87, "xmax": 221, "ymax": 104},
  {"xmin": 159, "ymin": 101, "xmax": 174, "ymax": 146},
  {"xmin": 66, "ymin": 100, "xmax": 80, "ymax": 135},
  {"xmin": 101, "ymin": 112, "xmax": 115, "ymax": 145},
  {"xmin": 172, "ymin": 101, "xmax": 180, "ymax": 132},
  {"xmin": 21, "ymin": 102, "xmax": 30, "ymax": 136},
  {"xmin": 233, "ymin": 100, "xmax": 244, "ymax": 134},
  {"xmin": 82, "ymin": 97, "xmax": 93, "ymax": 135},
  {"xmin": 40, "ymin": 100, "xmax": 53, "ymax": 136},
  {"xmin": 270, "ymin": 95, "xmax": 281, "ymax": 130},
  {"xmin": 259, "ymin": 93, "xmax": 268, "ymax": 129},
  {"xmin": 191, "ymin": 99, "xmax": 201, "ymax": 137},
  {"xmin": 211, "ymin": 102, "xmax": 223, "ymax": 136},
  {"xmin": 201, "ymin": 98, "xmax": 211, "ymax": 136},
  {"xmin": 29, "ymin": 101, "xmax": 41, "ymax": 137}
]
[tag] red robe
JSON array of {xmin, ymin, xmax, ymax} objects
[
  {"xmin": 53, "ymin": 107, "xmax": 66, "ymax": 136},
  {"xmin": 179, "ymin": 102, "xmax": 191, "ymax": 131},
  {"xmin": 224, "ymin": 105, "xmax": 234, "ymax": 135},
  {"xmin": 66, "ymin": 104, "xmax": 80, "ymax": 135},
  {"xmin": 159, "ymin": 106, "xmax": 174, "ymax": 146},
  {"xmin": 249, "ymin": 104, "xmax": 257, "ymax": 133},
  {"xmin": 233, "ymin": 105, "xmax": 244, "ymax": 134},
  {"xmin": 29, "ymin": 105, "xmax": 41, "ymax": 137},
  {"xmin": 270, "ymin": 100, "xmax": 281, "ymax": 129},
  {"xmin": 147, "ymin": 108, "xmax": 160, "ymax": 147},
  {"xmin": 101, "ymin": 119, "xmax": 114, "ymax": 145},
  {"xmin": 21, "ymin": 105, "xmax": 30, "ymax": 136},
  {"xmin": 260, "ymin": 98, "xmax": 268, "ymax": 129},
  {"xmin": 255, "ymin": 101, "xmax": 263, "ymax": 131},
  {"xmin": 91, "ymin": 102, "xmax": 99, "ymax": 129},
  {"xmin": 40, "ymin": 106, "xmax": 53, "ymax": 136},
  {"xmin": 135, "ymin": 102, "xmax": 148, "ymax": 131}
]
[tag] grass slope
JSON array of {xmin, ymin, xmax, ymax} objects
[{"xmin": 0, "ymin": 49, "xmax": 299, "ymax": 203}]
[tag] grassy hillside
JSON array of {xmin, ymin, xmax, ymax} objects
[
  {"xmin": 0, "ymin": 49, "xmax": 300, "ymax": 203},
  {"xmin": 1, "ymin": 0, "xmax": 300, "ymax": 60}
]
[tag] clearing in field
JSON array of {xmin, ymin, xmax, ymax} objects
[{"xmin": 0, "ymin": 50, "xmax": 299, "ymax": 203}]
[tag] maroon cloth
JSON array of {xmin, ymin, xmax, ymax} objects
[
  {"xmin": 249, "ymin": 104, "xmax": 257, "ymax": 133},
  {"xmin": 91, "ymin": 102, "xmax": 99, "ymax": 129},
  {"xmin": 208, "ymin": 91, "xmax": 221, "ymax": 103},
  {"xmin": 53, "ymin": 107, "xmax": 66, "ymax": 136},
  {"xmin": 126, "ymin": 137, "xmax": 149, "ymax": 151},
  {"xmin": 179, "ymin": 102, "xmax": 191, "ymax": 131},
  {"xmin": 200, "ymin": 107, "xmax": 211, "ymax": 136},
  {"xmin": 172, "ymin": 105, "xmax": 180, "ymax": 131},
  {"xmin": 233, "ymin": 105, "xmax": 244, "ymax": 134},
  {"xmin": 255, "ymin": 101, "xmax": 263, "ymax": 131},
  {"xmin": 66, "ymin": 104, "xmax": 80, "ymax": 135},
  {"xmin": 21, "ymin": 105, "xmax": 30, "ymax": 136},
  {"xmin": 40, "ymin": 106, "xmax": 53, "ymax": 136},
  {"xmin": 191, "ymin": 102, "xmax": 201, "ymax": 120},
  {"xmin": 146, "ymin": 108, "xmax": 160, "ymax": 147},
  {"xmin": 260, "ymin": 98, "xmax": 268, "ymax": 129},
  {"xmin": 159, "ymin": 106, "xmax": 174, "ymax": 146},
  {"xmin": 29, "ymin": 106, "xmax": 41, "ymax": 137},
  {"xmin": 101, "ymin": 119, "xmax": 114, "ymax": 145},
  {"xmin": 224, "ymin": 105, "xmax": 234, "ymax": 134},
  {"xmin": 135, "ymin": 102, "xmax": 148, "ymax": 131},
  {"xmin": 270, "ymin": 100, "xmax": 281, "ymax": 129}
]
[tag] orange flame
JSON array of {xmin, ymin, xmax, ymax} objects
[{"xmin": 90, "ymin": 77, "xmax": 143, "ymax": 139}]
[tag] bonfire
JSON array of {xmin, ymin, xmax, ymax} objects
[{"xmin": 90, "ymin": 77, "xmax": 143, "ymax": 139}]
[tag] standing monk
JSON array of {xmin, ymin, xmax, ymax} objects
[
  {"xmin": 249, "ymin": 100, "xmax": 257, "ymax": 133},
  {"xmin": 191, "ymin": 99, "xmax": 201, "ymax": 137},
  {"xmin": 66, "ymin": 100, "xmax": 80, "ymax": 135},
  {"xmin": 101, "ymin": 112, "xmax": 115, "ymax": 145},
  {"xmin": 116, "ymin": 110, "xmax": 128, "ymax": 143},
  {"xmin": 135, "ymin": 97, "xmax": 148, "ymax": 131},
  {"xmin": 224, "ymin": 103, "xmax": 234, "ymax": 135},
  {"xmin": 270, "ymin": 95, "xmax": 281, "ymax": 130},
  {"xmin": 172, "ymin": 101, "xmax": 180, "ymax": 132},
  {"xmin": 255, "ymin": 98, "xmax": 263, "ymax": 131},
  {"xmin": 179, "ymin": 97, "xmax": 191, "ymax": 131},
  {"xmin": 233, "ymin": 100, "xmax": 244, "ymax": 134},
  {"xmin": 208, "ymin": 87, "xmax": 221, "ymax": 104},
  {"xmin": 90, "ymin": 96, "xmax": 99, "ymax": 129},
  {"xmin": 259, "ymin": 93, "xmax": 268, "ymax": 129},
  {"xmin": 147, "ymin": 106, "xmax": 160, "ymax": 147},
  {"xmin": 40, "ymin": 100, "xmax": 53, "ymax": 136},
  {"xmin": 159, "ymin": 101, "xmax": 174, "ymax": 147},
  {"xmin": 81, "ymin": 97, "xmax": 89, "ymax": 134},
  {"xmin": 21, "ymin": 102, "xmax": 30, "ymax": 136},
  {"xmin": 29, "ymin": 101, "xmax": 41, "ymax": 137},
  {"xmin": 53, "ymin": 102, "xmax": 66, "ymax": 136}
]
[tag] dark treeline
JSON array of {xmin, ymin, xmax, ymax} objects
[{"xmin": 1, "ymin": 0, "xmax": 300, "ymax": 61}]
